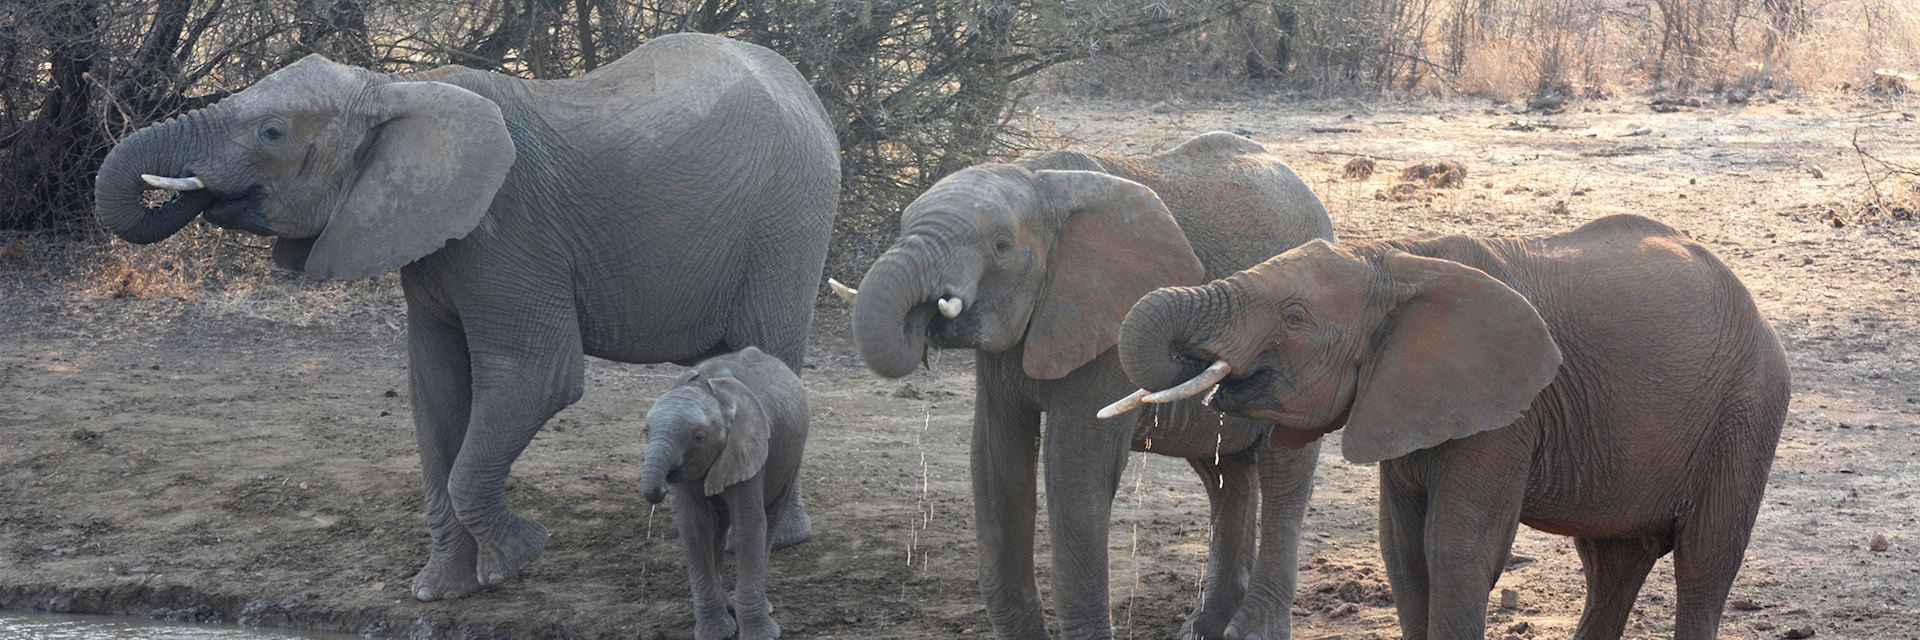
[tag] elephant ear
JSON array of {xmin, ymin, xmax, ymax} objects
[
  {"xmin": 302, "ymin": 80, "xmax": 515, "ymax": 279},
  {"xmin": 1340, "ymin": 251, "xmax": 1563, "ymax": 464},
  {"xmin": 1023, "ymin": 170, "xmax": 1205, "ymax": 381},
  {"xmin": 704, "ymin": 375, "xmax": 770, "ymax": 497}
]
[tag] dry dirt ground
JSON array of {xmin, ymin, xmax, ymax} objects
[{"xmin": 2, "ymin": 95, "xmax": 1916, "ymax": 639}]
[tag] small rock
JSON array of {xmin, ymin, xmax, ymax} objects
[
  {"xmin": 1547, "ymin": 200, "xmax": 1570, "ymax": 215},
  {"xmin": 1232, "ymin": 127, "xmax": 1254, "ymax": 137},
  {"xmin": 1507, "ymin": 620, "xmax": 1531, "ymax": 633},
  {"xmin": 1499, "ymin": 588, "xmax": 1519, "ymax": 609},
  {"xmin": 841, "ymin": 616, "xmax": 859, "ymax": 624},
  {"xmin": 1754, "ymin": 620, "xmax": 1777, "ymax": 631},
  {"xmin": 1868, "ymin": 533, "xmax": 1890, "ymax": 552},
  {"xmin": 384, "ymin": 389, "xmax": 399, "ymax": 398},
  {"xmin": 1782, "ymin": 626, "xmax": 1816, "ymax": 639},
  {"xmin": 129, "ymin": 565, "xmax": 151, "ymax": 573},
  {"xmin": 1401, "ymin": 160, "xmax": 1468, "ymax": 188},
  {"xmin": 891, "ymin": 383, "xmax": 929, "ymax": 400},
  {"xmin": 1731, "ymin": 598, "xmax": 1765, "ymax": 611},
  {"xmin": 369, "ymin": 581, "xmax": 385, "ymax": 591},
  {"xmin": 1808, "ymin": 165, "xmax": 1825, "ymax": 179}
]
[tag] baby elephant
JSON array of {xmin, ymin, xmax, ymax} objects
[
  {"xmin": 641, "ymin": 346, "xmax": 810, "ymax": 640},
  {"xmin": 1111, "ymin": 214, "xmax": 1789, "ymax": 640}
]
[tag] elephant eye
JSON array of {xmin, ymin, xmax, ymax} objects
[
  {"xmin": 257, "ymin": 122, "xmax": 286, "ymax": 142},
  {"xmin": 992, "ymin": 236, "xmax": 1013, "ymax": 254},
  {"xmin": 1281, "ymin": 304, "xmax": 1310, "ymax": 329}
]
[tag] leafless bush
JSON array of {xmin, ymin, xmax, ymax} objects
[
  {"xmin": 1045, "ymin": 0, "xmax": 1920, "ymax": 102},
  {"xmin": 0, "ymin": 0, "xmax": 1252, "ymax": 285}
]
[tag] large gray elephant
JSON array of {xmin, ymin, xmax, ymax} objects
[
  {"xmin": 92, "ymin": 34, "xmax": 838, "ymax": 601},
  {"xmin": 844, "ymin": 132, "xmax": 1331, "ymax": 640},
  {"xmin": 1113, "ymin": 215, "xmax": 1790, "ymax": 639}
]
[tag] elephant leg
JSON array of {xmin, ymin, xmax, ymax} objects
[
  {"xmin": 1180, "ymin": 456, "xmax": 1257, "ymax": 640},
  {"xmin": 1226, "ymin": 440, "xmax": 1320, "ymax": 640},
  {"xmin": 1043, "ymin": 388, "xmax": 1135, "ymax": 640},
  {"xmin": 1671, "ymin": 455, "xmax": 1771, "ymax": 640},
  {"xmin": 447, "ymin": 320, "xmax": 585, "ymax": 587},
  {"xmin": 972, "ymin": 381, "xmax": 1048, "ymax": 639},
  {"xmin": 767, "ymin": 481, "xmax": 811, "ymax": 550},
  {"xmin": 675, "ymin": 485, "xmax": 736, "ymax": 640},
  {"xmin": 727, "ymin": 482, "xmax": 779, "ymax": 639},
  {"xmin": 404, "ymin": 310, "xmax": 479, "ymax": 601},
  {"xmin": 1571, "ymin": 536, "xmax": 1667, "ymax": 640},
  {"xmin": 1377, "ymin": 476, "xmax": 1432, "ymax": 640},
  {"xmin": 1409, "ymin": 453, "xmax": 1528, "ymax": 640}
]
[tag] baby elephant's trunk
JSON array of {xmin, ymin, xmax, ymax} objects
[{"xmin": 640, "ymin": 439, "xmax": 675, "ymax": 504}]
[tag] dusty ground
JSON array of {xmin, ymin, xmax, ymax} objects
[{"xmin": 2, "ymin": 94, "xmax": 1917, "ymax": 639}]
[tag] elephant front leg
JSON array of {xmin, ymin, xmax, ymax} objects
[
  {"xmin": 404, "ymin": 311, "xmax": 481, "ymax": 601},
  {"xmin": 727, "ymin": 482, "xmax": 779, "ymax": 639},
  {"xmin": 1043, "ymin": 392, "xmax": 1136, "ymax": 640},
  {"xmin": 448, "ymin": 326, "xmax": 586, "ymax": 587},
  {"xmin": 971, "ymin": 383, "xmax": 1048, "ymax": 639},
  {"xmin": 1226, "ymin": 441, "xmax": 1320, "ymax": 640},
  {"xmin": 1181, "ymin": 456, "xmax": 1257, "ymax": 640},
  {"xmin": 673, "ymin": 487, "xmax": 736, "ymax": 640}
]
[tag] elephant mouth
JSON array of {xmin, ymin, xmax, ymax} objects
[
  {"xmin": 198, "ymin": 186, "xmax": 273, "ymax": 236},
  {"xmin": 922, "ymin": 302, "xmax": 981, "ymax": 350},
  {"xmin": 1204, "ymin": 366, "xmax": 1276, "ymax": 414}
]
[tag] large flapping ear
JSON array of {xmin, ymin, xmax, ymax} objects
[
  {"xmin": 703, "ymin": 376, "xmax": 770, "ymax": 496},
  {"xmin": 1023, "ymin": 170, "xmax": 1205, "ymax": 380},
  {"xmin": 302, "ymin": 81, "xmax": 515, "ymax": 279},
  {"xmin": 1340, "ymin": 251, "xmax": 1563, "ymax": 463}
]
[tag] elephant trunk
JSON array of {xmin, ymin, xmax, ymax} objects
[
  {"xmin": 852, "ymin": 234, "xmax": 948, "ymax": 379},
  {"xmin": 94, "ymin": 109, "xmax": 218, "ymax": 244},
  {"xmin": 640, "ymin": 438, "xmax": 677, "ymax": 505},
  {"xmin": 1119, "ymin": 284, "xmax": 1233, "ymax": 393}
]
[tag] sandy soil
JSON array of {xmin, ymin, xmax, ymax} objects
[{"xmin": 2, "ymin": 95, "xmax": 1916, "ymax": 639}]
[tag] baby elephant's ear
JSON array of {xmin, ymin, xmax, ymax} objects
[{"xmin": 704, "ymin": 376, "xmax": 770, "ymax": 496}]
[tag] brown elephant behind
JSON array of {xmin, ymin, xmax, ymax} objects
[{"xmin": 1116, "ymin": 214, "xmax": 1790, "ymax": 640}]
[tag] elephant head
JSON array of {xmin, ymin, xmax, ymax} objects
[
  {"xmin": 850, "ymin": 165, "xmax": 1205, "ymax": 381},
  {"xmin": 93, "ymin": 55, "xmax": 516, "ymax": 279},
  {"xmin": 1111, "ymin": 239, "xmax": 1564, "ymax": 463},
  {"xmin": 640, "ymin": 372, "xmax": 769, "ymax": 504}
]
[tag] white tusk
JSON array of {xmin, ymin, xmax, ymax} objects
[
  {"xmin": 828, "ymin": 278, "xmax": 858, "ymax": 305},
  {"xmin": 141, "ymin": 174, "xmax": 204, "ymax": 191},
  {"xmin": 938, "ymin": 296, "xmax": 963, "ymax": 319},
  {"xmin": 1096, "ymin": 389, "xmax": 1151, "ymax": 420},
  {"xmin": 1143, "ymin": 360, "xmax": 1232, "ymax": 404}
]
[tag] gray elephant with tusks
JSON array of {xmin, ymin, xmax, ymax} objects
[
  {"xmin": 641, "ymin": 347, "xmax": 809, "ymax": 640},
  {"xmin": 91, "ymin": 33, "xmax": 837, "ymax": 600},
  {"xmin": 836, "ymin": 132, "xmax": 1332, "ymax": 640}
]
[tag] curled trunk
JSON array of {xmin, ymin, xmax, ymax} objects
[
  {"xmin": 852, "ymin": 236, "xmax": 945, "ymax": 379},
  {"xmin": 1118, "ymin": 285, "xmax": 1227, "ymax": 393},
  {"xmin": 640, "ymin": 439, "xmax": 676, "ymax": 505},
  {"xmin": 94, "ymin": 111, "xmax": 213, "ymax": 244}
]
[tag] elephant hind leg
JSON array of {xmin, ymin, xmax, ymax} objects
[
  {"xmin": 1672, "ymin": 400, "xmax": 1782, "ymax": 640},
  {"xmin": 767, "ymin": 479, "xmax": 812, "ymax": 550},
  {"xmin": 1570, "ymin": 535, "xmax": 1668, "ymax": 640}
]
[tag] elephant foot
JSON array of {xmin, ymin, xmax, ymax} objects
[
  {"xmin": 737, "ymin": 615, "xmax": 780, "ymax": 640},
  {"xmin": 1222, "ymin": 612, "xmax": 1287, "ymax": 640},
  {"xmin": 1180, "ymin": 607, "xmax": 1235, "ymax": 640},
  {"xmin": 411, "ymin": 534, "xmax": 482, "ymax": 601},
  {"xmin": 693, "ymin": 609, "xmax": 738, "ymax": 640},
  {"xmin": 475, "ymin": 513, "xmax": 549, "ymax": 586}
]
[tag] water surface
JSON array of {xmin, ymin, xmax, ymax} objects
[{"xmin": 0, "ymin": 611, "xmax": 357, "ymax": 639}]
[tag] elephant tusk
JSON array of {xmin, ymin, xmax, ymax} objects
[
  {"xmin": 1096, "ymin": 389, "xmax": 1151, "ymax": 420},
  {"xmin": 141, "ymin": 174, "xmax": 204, "ymax": 191},
  {"xmin": 938, "ymin": 296, "xmax": 963, "ymax": 319},
  {"xmin": 828, "ymin": 278, "xmax": 858, "ymax": 305},
  {"xmin": 1143, "ymin": 360, "xmax": 1231, "ymax": 404}
]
